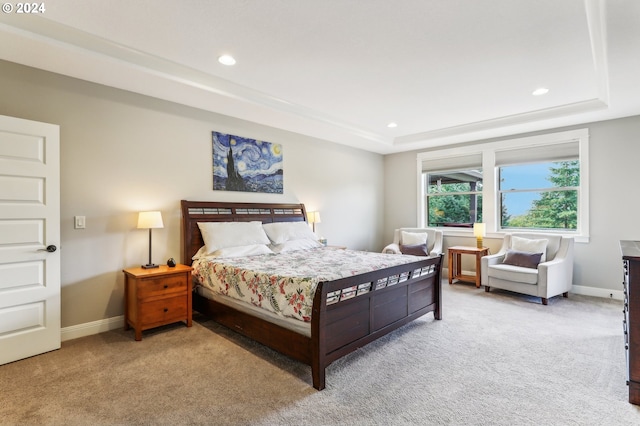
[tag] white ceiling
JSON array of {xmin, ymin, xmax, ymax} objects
[{"xmin": 1, "ymin": 0, "xmax": 639, "ymax": 154}]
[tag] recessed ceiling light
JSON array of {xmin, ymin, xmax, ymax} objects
[
  {"xmin": 218, "ymin": 55, "xmax": 236, "ymax": 66},
  {"xmin": 387, "ymin": 122, "xmax": 398, "ymax": 128},
  {"xmin": 532, "ymin": 87, "xmax": 549, "ymax": 96}
]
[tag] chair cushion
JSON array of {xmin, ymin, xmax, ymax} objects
[
  {"xmin": 502, "ymin": 249, "xmax": 543, "ymax": 269},
  {"xmin": 487, "ymin": 264, "xmax": 539, "ymax": 285},
  {"xmin": 393, "ymin": 228, "xmax": 443, "ymax": 255},
  {"xmin": 511, "ymin": 236, "xmax": 548, "ymax": 262},
  {"xmin": 400, "ymin": 243, "xmax": 429, "ymax": 256},
  {"xmin": 510, "ymin": 233, "xmax": 562, "ymax": 261},
  {"xmin": 401, "ymin": 231, "xmax": 428, "ymax": 246}
]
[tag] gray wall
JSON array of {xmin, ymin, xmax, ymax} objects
[
  {"xmin": 0, "ymin": 60, "xmax": 385, "ymax": 327},
  {"xmin": 2, "ymin": 57, "xmax": 637, "ymax": 329},
  {"xmin": 384, "ymin": 115, "xmax": 640, "ymax": 296}
]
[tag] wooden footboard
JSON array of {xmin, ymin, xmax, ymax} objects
[{"xmin": 310, "ymin": 254, "xmax": 442, "ymax": 389}]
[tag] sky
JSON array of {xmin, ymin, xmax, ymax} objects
[
  {"xmin": 500, "ymin": 163, "xmax": 553, "ymax": 216},
  {"xmin": 500, "ymin": 163, "xmax": 553, "ymax": 190}
]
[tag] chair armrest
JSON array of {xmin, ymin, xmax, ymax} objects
[
  {"xmin": 430, "ymin": 232, "xmax": 444, "ymax": 257},
  {"xmin": 481, "ymin": 252, "xmax": 506, "ymax": 285},
  {"xmin": 382, "ymin": 243, "xmax": 401, "ymax": 254},
  {"xmin": 482, "ymin": 252, "xmax": 506, "ymax": 266},
  {"xmin": 537, "ymin": 239, "xmax": 574, "ymax": 296}
]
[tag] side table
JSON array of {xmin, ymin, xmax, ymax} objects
[
  {"xmin": 448, "ymin": 246, "xmax": 489, "ymax": 288},
  {"xmin": 123, "ymin": 264, "xmax": 193, "ymax": 341}
]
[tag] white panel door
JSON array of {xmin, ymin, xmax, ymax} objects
[{"xmin": 0, "ymin": 115, "xmax": 60, "ymax": 365}]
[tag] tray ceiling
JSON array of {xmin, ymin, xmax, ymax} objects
[{"xmin": 1, "ymin": 0, "xmax": 639, "ymax": 154}]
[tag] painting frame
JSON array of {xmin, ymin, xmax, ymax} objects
[{"xmin": 212, "ymin": 131, "xmax": 283, "ymax": 194}]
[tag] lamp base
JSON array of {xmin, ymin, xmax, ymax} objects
[
  {"xmin": 476, "ymin": 238, "xmax": 483, "ymax": 249},
  {"xmin": 141, "ymin": 263, "xmax": 159, "ymax": 269}
]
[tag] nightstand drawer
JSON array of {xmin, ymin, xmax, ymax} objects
[
  {"xmin": 140, "ymin": 295, "xmax": 188, "ymax": 325},
  {"xmin": 137, "ymin": 274, "xmax": 187, "ymax": 298}
]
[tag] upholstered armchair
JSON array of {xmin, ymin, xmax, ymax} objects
[
  {"xmin": 481, "ymin": 233, "xmax": 574, "ymax": 305},
  {"xmin": 382, "ymin": 228, "xmax": 444, "ymax": 257}
]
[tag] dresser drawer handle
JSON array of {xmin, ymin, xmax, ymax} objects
[
  {"xmin": 163, "ymin": 308, "xmax": 168, "ymax": 312},
  {"xmin": 164, "ymin": 285, "xmax": 168, "ymax": 289}
]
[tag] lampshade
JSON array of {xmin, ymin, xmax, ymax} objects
[
  {"xmin": 137, "ymin": 211, "xmax": 164, "ymax": 229},
  {"xmin": 473, "ymin": 223, "xmax": 486, "ymax": 238},
  {"xmin": 308, "ymin": 211, "xmax": 321, "ymax": 224}
]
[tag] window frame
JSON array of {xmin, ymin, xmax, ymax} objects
[{"xmin": 416, "ymin": 128, "xmax": 589, "ymax": 242}]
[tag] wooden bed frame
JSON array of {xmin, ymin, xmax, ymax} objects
[{"xmin": 181, "ymin": 200, "xmax": 443, "ymax": 390}]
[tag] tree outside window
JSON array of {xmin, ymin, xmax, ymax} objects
[{"xmin": 425, "ymin": 169, "xmax": 483, "ymax": 227}]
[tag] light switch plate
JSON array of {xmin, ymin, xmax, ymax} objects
[{"xmin": 74, "ymin": 216, "xmax": 86, "ymax": 229}]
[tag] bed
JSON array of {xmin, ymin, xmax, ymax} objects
[{"xmin": 181, "ymin": 200, "xmax": 443, "ymax": 390}]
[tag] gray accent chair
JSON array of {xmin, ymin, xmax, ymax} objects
[
  {"xmin": 481, "ymin": 233, "xmax": 574, "ymax": 305},
  {"xmin": 382, "ymin": 228, "xmax": 444, "ymax": 257}
]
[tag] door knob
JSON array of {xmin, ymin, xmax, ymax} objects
[{"xmin": 38, "ymin": 245, "xmax": 57, "ymax": 252}]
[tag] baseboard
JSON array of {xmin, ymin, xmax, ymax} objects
[
  {"xmin": 445, "ymin": 268, "xmax": 624, "ymax": 301},
  {"xmin": 61, "ymin": 315, "xmax": 124, "ymax": 342},
  {"xmin": 61, "ymin": 282, "xmax": 622, "ymax": 342},
  {"xmin": 571, "ymin": 285, "xmax": 624, "ymax": 301}
]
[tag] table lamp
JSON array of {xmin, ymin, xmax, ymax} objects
[
  {"xmin": 308, "ymin": 211, "xmax": 321, "ymax": 233},
  {"xmin": 137, "ymin": 211, "xmax": 164, "ymax": 269},
  {"xmin": 473, "ymin": 222, "xmax": 486, "ymax": 249}
]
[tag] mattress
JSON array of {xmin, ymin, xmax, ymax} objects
[
  {"xmin": 192, "ymin": 247, "xmax": 425, "ymax": 323},
  {"xmin": 195, "ymin": 285, "xmax": 312, "ymax": 336}
]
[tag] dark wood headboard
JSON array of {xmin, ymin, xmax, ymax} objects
[{"xmin": 180, "ymin": 200, "xmax": 308, "ymax": 265}]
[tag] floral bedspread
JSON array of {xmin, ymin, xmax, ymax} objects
[{"xmin": 192, "ymin": 248, "xmax": 423, "ymax": 322}]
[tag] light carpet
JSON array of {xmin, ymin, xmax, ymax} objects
[{"xmin": 2, "ymin": 281, "xmax": 639, "ymax": 425}]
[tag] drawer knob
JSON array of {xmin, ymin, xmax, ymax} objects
[
  {"xmin": 163, "ymin": 308, "xmax": 168, "ymax": 312},
  {"xmin": 164, "ymin": 285, "xmax": 168, "ymax": 289}
]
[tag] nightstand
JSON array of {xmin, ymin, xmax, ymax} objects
[{"xmin": 123, "ymin": 264, "xmax": 193, "ymax": 341}]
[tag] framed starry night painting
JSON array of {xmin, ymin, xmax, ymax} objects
[{"xmin": 212, "ymin": 131, "xmax": 283, "ymax": 194}]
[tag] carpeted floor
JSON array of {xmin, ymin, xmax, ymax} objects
[{"xmin": 2, "ymin": 281, "xmax": 640, "ymax": 425}]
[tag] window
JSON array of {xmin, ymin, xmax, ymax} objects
[
  {"xmin": 417, "ymin": 129, "xmax": 589, "ymax": 241},
  {"xmin": 425, "ymin": 168, "xmax": 483, "ymax": 227},
  {"xmin": 499, "ymin": 161, "xmax": 579, "ymax": 230}
]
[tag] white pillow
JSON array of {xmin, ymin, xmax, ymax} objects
[
  {"xmin": 401, "ymin": 231, "xmax": 428, "ymax": 246},
  {"xmin": 511, "ymin": 236, "xmax": 548, "ymax": 262},
  {"xmin": 192, "ymin": 244, "xmax": 272, "ymax": 260},
  {"xmin": 270, "ymin": 239, "xmax": 323, "ymax": 253},
  {"xmin": 211, "ymin": 244, "xmax": 273, "ymax": 259},
  {"xmin": 192, "ymin": 246, "xmax": 209, "ymax": 260},
  {"xmin": 262, "ymin": 221, "xmax": 317, "ymax": 244},
  {"xmin": 197, "ymin": 221, "xmax": 270, "ymax": 254}
]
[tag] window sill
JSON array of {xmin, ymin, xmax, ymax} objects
[{"xmin": 438, "ymin": 228, "xmax": 589, "ymax": 243}]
